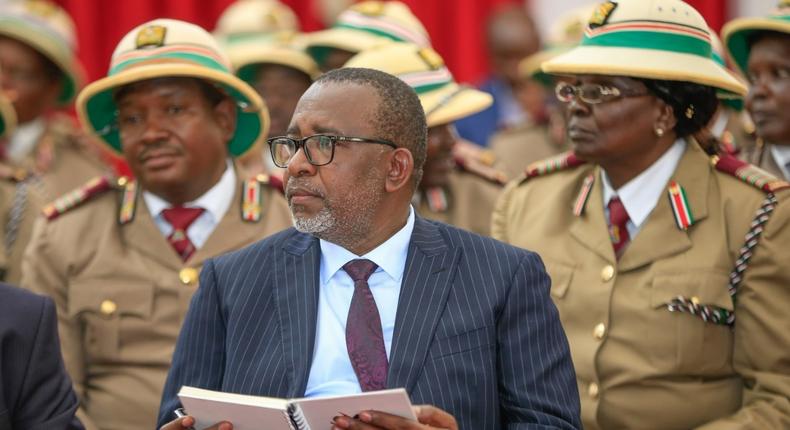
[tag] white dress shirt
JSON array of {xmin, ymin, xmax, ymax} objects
[
  {"xmin": 304, "ymin": 206, "xmax": 416, "ymax": 398},
  {"xmin": 143, "ymin": 159, "xmax": 235, "ymax": 248},
  {"xmin": 769, "ymin": 144, "xmax": 790, "ymax": 180},
  {"xmin": 7, "ymin": 118, "xmax": 45, "ymax": 163},
  {"xmin": 601, "ymin": 140, "xmax": 686, "ymax": 239}
]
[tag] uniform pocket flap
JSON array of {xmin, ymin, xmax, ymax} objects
[
  {"xmin": 68, "ymin": 279, "xmax": 154, "ymax": 318},
  {"xmin": 650, "ymin": 271, "xmax": 733, "ymax": 311}
]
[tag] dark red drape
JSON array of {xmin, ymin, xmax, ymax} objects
[{"xmin": 56, "ymin": 0, "xmax": 729, "ymax": 89}]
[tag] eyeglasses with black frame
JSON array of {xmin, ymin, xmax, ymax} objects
[
  {"xmin": 267, "ymin": 134, "xmax": 398, "ymax": 168},
  {"xmin": 555, "ymin": 81, "xmax": 649, "ymax": 105}
]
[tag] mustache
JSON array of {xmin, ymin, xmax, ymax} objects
[
  {"xmin": 137, "ymin": 141, "xmax": 183, "ymax": 162},
  {"xmin": 285, "ymin": 177, "xmax": 326, "ymax": 199}
]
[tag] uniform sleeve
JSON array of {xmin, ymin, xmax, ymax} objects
[
  {"xmin": 21, "ymin": 218, "xmax": 97, "ymax": 430},
  {"xmin": 157, "ymin": 258, "xmax": 227, "ymax": 428},
  {"xmin": 498, "ymin": 251, "xmax": 581, "ymax": 429},
  {"xmin": 696, "ymin": 194, "xmax": 790, "ymax": 429},
  {"xmin": 491, "ymin": 180, "xmax": 519, "ymax": 243}
]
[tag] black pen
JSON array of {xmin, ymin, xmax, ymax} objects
[{"xmin": 174, "ymin": 408, "xmax": 196, "ymax": 430}]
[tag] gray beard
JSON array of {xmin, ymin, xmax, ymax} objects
[{"xmin": 291, "ymin": 206, "xmax": 336, "ymax": 235}]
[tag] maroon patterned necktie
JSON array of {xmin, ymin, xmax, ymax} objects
[
  {"xmin": 161, "ymin": 206, "xmax": 205, "ymax": 261},
  {"xmin": 607, "ymin": 197, "xmax": 631, "ymax": 259},
  {"xmin": 343, "ymin": 259, "xmax": 388, "ymax": 392}
]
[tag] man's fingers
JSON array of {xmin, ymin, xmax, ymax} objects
[
  {"xmin": 159, "ymin": 416, "xmax": 195, "ymax": 430},
  {"xmin": 413, "ymin": 405, "xmax": 458, "ymax": 429}
]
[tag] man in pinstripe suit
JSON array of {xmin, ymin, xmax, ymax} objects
[{"xmin": 159, "ymin": 68, "xmax": 580, "ymax": 430}]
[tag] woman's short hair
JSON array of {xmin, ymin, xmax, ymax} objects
[{"xmin": 639, "ymin": 79, "xmax": 718, "ymax": 138}]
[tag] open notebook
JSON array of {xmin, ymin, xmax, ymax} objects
[{"xmin": 178, "ymin": 386, "xmax": 416, "ymax": 430}]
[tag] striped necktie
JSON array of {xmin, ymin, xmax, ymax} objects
[{"xmin": 161, "ymin": 206, "xmax": 205, "ymax": 261}]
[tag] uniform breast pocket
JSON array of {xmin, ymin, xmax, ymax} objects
[
  {"xmin": 650, "ymin": 271, "xmax": 734, "ymax": 374},
  {"xmin": 67, "ymin": 280, "xmax": 154, "ymax": 361}
]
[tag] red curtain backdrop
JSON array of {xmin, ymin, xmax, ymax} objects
[{"xmin": 55, "ymin": 0, "xmax": 729, "ymax": 88}]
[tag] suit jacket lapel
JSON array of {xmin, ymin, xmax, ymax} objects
[
  {"xmin": 275, "ymin": 231, "xmax": 320, "ymax": 398},
  {"xmin": 618, "ymin": 142, "xmax": 709, "ymax": 271},
  {"xmin": 387, "ymin": 217, "xmax": 461, "ymax": 393}
]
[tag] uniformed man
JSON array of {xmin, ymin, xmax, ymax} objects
[
  {"xmin": 305, "ymin": 1, "xmax": 430, "ymax": 72},
  {"xmin": 487, "ymin": 4, "xmax": 595, "ymax": 179},
  {"xmin": 22, "ymin": 19, "xmax": 292, "ymax": 430},
  {"xmin": 0, "ymin": 1, "xmax": 111, "ymax": 285},
  {"xmin": 215, "ymin": 0, "xmax": 319, "ymax": 178},
  {"xmin": 493, "ymin": 0, "xmax": 790, "ymax": 428},
  {"xmin": 723, "ymin": 0, "xmax": 790, "ymax": 179},
  {"xmin": 344, "ymin": 43, "xmax": 506, "ymax": 236}
]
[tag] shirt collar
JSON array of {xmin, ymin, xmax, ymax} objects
[
  {"xmin": 7, "ymin": 117, "xmax": 46, "ymax": 162},
  {"xmin": 601, "ymin": 139, "xmax": 686, "ymax": 228},
  {"xmin": 769, "ymin": 144, "xmax": 790, "ymax": 179},
  {"xmin": 320, "ymin": 206, "xmax": 415, "ymax": 284},
  {"xmin": 143, "ymin": 159, "xmax": 236, "ymax": 222}
]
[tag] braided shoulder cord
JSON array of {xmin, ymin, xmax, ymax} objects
[{"xmin": 666, "ymin": 193, "xmax": 778, "ymax": 327}]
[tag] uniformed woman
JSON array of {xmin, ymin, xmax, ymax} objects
[
  {"xmin": 723, "ymin": 0, "xmax": 790, "ymax": 180},
  {"xmin": 492, "ymin": 0, "xmax": 790, "ymax": 428}
]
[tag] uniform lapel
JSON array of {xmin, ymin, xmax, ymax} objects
[
  {"xmin": 569, "ymin": 166, "xmax": 617, "ymax": 264},
  {"xmin": 275, "ymin": 231, "xmax": 320, "ymax": 398},
  {"xmin": 120, "ymin": 194, "xmax": 183, "ymax": 270},
  {"xmin": 387, "ymin": 217, "xmax": 461, "ymax": 393},
  {"xmin": 618, "ymin": 142, "xmax": 708, "ymax": 271},
  {"xmin": 189, "ymin": 179, "xmax": 261, "ymax": 267}
]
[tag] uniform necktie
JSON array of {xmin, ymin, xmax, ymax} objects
[
  {"xmin": 607, "ymin": 197, "xmax": 630, "ymax": 259},
  {"xmin": 343, "ymin": 259, "xmax": 388, "ymax": 392},
  {"xmin": 161, "ymin": 206, "xmax": 205, "ymax": 261}
]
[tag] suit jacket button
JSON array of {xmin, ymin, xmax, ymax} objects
[
  {"xmin": 100, "ymin": 299, "xmax": 117, "ymax": 316},
  {"xmin": 601, "ymin": 265, "xmax": 615, "ymax": 282},
  {"xmin": 179, "ymin": 268, "xmax": 198, "ymax": 286}
]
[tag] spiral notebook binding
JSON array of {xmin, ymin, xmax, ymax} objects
[{"xmin": 286, "ymin": 403, "xmax": 309, "ymax": 430}]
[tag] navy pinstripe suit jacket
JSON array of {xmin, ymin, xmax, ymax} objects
[
  {"xmin": 0, "ymin": 283, "xmax": 83, "ymax": 430},
  {"xmin": 158, "ymin": 217, "xmax": 581, "ymax": 429}
]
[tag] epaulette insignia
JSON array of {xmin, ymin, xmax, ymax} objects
[
  {"xmin": 260, "ymin": 173, "xmax": 285, "ymax": 195},
  {"xmin": 521, "ymin": 151, "xmax": 587, "ymax": 184},
  {"xmin": 589, "ymin": 1, "xmax": 618, "ymax": 29},
  {"xmin": 573, "ymin": 174, "xmax": 595, "ymax": 216},
  {"xmin": 0, "ymin": 164, "xmax": 29, "ymax": 182},
  {"xmin": 667, "ymin": 181, "xmax": 695, "ymax": 230},
  {"xmin": 425, "ymin": 187, "xmax": 448, "ymax": 213},
  {"xmin": 454, "ymin": 156, "xmax": 507, "ymax": 186},
  {"xmin": 43, "ymin": 176, "xmax": 114, "ymax": 221},
  {"xmin": 241, "ymin": 176, "xmax": 266, "ymax": 223},
  {"xmin": 714, "ymin": 154, "xmax": 790, "ymax": 193},
  {"xmin": 117, "ymin": 177, "xmax": 137, "ymax": 225}
]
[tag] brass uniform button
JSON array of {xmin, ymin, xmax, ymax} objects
[
  {"xmin": 117, "ymin": 176, "xmax": 128, "ymax": 187},
  {"xmin": 179, "ymin": 267, "xmax": 199, "ymax": 286},
  {"xmin": 593, "ymin": 323, "xmax": 606, "ymax": 340},
  {"xmin": 601, "ymin": 265, "xmax": 615, "ymax": 282},
  {"xmin": 100, "ymin": 299, "xmax": 117, "ymax": 316},
  {"xmin": 588, "ymin": 382, "xmax": 599, "ymax": 399}
]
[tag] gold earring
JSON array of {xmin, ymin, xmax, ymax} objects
[
  {"xmin": 685, "ymin": 104, "xmax": 695, "ymax": 119},
  {"xmin": 655, "ymin": 127, "xmax": 665, "ymax": 137}
]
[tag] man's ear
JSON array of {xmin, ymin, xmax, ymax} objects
[
  {"xmin": 385, "ymin": 148, "xmax": 414, "ymax": 193},
  {"xmin": 213, "ymin": 97, "xmax": 238, "ymax": 142}
]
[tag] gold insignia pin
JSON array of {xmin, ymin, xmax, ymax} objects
[
  {"xmin": 352, "ymin": 2, "xmax": 386, "ymax": 16},
  {"xmin": 136, "ymin": 25, "xmax": 167, "ymax": 49},
  {"xmin": 418, "ymin": 48, "xmax": 444, "ymax": 70},
  {"xmin": 179, "ymin": 267, "xmax": 199, "ymax": 286},
  {"xmin": 589, "ymin": 1, "xmax": 618, "ymax": 28}
]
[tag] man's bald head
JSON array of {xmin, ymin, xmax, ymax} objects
[{"xmin": 486, "ymin": 5, "xmax": 541, "ymax": 85}]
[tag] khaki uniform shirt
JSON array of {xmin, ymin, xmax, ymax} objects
[
  {"xmin": 492, "ymin": 142, "xmax": 790, "ymax": 429},
  {"xmin": 1, "ymin": 117, "xmax": 108, "ymax": 285},
  {"xmin": 489, "ymin": 124, "xmax": 567, "ymax": 180},
  {"xmin": 416, "ymin": 169, "xmax": 503, "ymax": 236},
  {"xmin": 738, "ymin": 141, "xmax": 787, "ymax": 181},
  {"xmin": 22, "ymin": 175, "xmax": 292, "ymax": 430}
]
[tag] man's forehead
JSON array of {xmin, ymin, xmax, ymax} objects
[
  {"xmin": 289, "ymin": 81, "xmax": 379, "ymax": 133},
  {"xmin": 115, "ymin": 77, "xmax": 201, "ymax": 104}
]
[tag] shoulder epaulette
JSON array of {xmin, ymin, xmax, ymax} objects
[
  {"xmin": 453, "ymin": 139, "xmax": 497, "ymax": 167},
  {"xmin": 454, "ymin": 156, "xmax": 507, "ymax": 186},
  {"xmin": 520, "ymin": 151, "xmax": 587, "ymax": 183},
  {"xmin": 714, "ymin": 154, "xmax": 790, "ymax": 193},
  {"xmin": 42, "ymin": 176, "xmax": 116, "ymax": 221},
  {"xmin": 0, "ymin": 164, "xmax": 29, "ymax": 182},
  {"xmin": 258, "ymin": 173, "xmax": 284, "ymax": 195}
]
